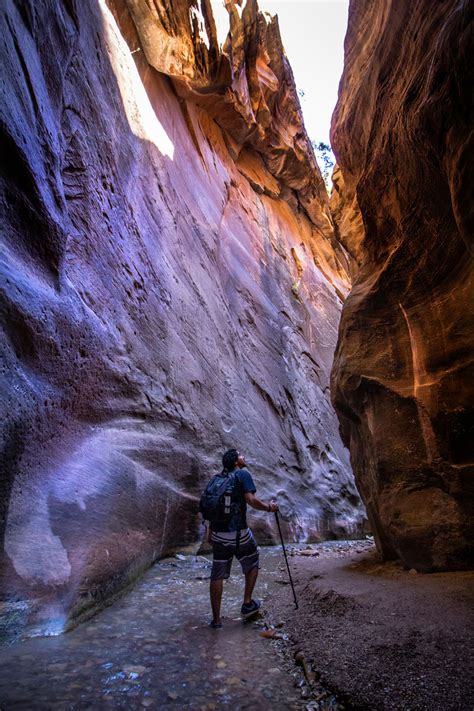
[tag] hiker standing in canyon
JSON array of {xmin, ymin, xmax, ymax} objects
[{"xmin": 200, "ymin": 449, "xmax": 278, "ymax": 628}]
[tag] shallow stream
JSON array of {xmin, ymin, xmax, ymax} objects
[{"xmin": 0, "ymin": 545, "xmax": 333, "ymax": 710}]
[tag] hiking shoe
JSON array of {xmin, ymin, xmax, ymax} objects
[{"xmin": 241, "ymin": 599, "xmax": 261, "ymax": 619}]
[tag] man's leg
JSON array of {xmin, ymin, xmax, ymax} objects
[
  {"xmin": 243, "ymin": 565, "xmax": 258, "ymax": 605},
  {"xmin": 210, "ymin": 579, "xmax": 224, "ymax": 624},
  {"xmin": 238, "ymin": 529, "xmax": 260, "ymax": 606},
  {"xmin": 209, "ymin": 537, "xmax": 232, "ymax": 625}
]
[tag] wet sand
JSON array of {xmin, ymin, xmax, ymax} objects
[{"xmin": 269, "ymin": 541, "xmax": 474, "ymax": 710}]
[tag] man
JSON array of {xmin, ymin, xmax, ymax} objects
[{"xmin": 209, "ymin": 448, "xmax": 278, "ymax": 629}]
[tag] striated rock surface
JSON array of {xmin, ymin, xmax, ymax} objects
[
  {"xmin": 331, "ymin": 0, "xmax": 473, "ymax": 570},
  {"xmin": 0, "ymin": 0, "xmax": 363, "ymax": 641}
]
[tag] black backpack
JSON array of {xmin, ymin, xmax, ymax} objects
[{"xmin": 199, "ymin": 470, "xmax": 241, "ymax": 523}]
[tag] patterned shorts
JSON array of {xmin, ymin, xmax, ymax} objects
[{"xmin": 210, "ymin": 528, "xmax": 259, "ymax": 581}]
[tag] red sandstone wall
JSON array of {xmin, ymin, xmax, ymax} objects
[{"xmin": 330, "ymin": 0, "xmax": 473, "ymax": 571}]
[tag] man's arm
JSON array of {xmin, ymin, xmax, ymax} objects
[{"xmin": 244, "ymin": 492, "xmax": 278, "ymax": 512}]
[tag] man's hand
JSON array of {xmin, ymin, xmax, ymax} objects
[{"xmin": 244, "ymin": 492, "xmax": 278, "ymax": 513}]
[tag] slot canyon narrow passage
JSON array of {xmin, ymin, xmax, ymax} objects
[{"xmin": 0, "ymin": 0, "xmax": 472, "ymax": 709}]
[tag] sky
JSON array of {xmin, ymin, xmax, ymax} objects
[{"xmin": 210, "ymin": 0, "xmax": 349, "ymax": 147}]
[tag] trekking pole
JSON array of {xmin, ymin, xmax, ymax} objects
[{"xmin": 275, "ymin": 510, "xmax": 298, "ymax": 609}]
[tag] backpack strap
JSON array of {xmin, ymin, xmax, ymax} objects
[{"xmin": 223, "ymin": 469, "xmax": 241, "ymax": 552}]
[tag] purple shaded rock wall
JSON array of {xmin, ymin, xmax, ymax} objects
[{"xmin": 0, "ymin": 0, "xmax": 364, "ymax": 640}]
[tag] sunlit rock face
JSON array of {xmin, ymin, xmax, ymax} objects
[
  {"xmin": 0, "ymin": 0, "xmax": 364, "ymax": 639},
  {"xmin": 330, "ymin": 0, "xmax": 473, "ymax": 571}
]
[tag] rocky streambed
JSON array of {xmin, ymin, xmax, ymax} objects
[{"xmin": 0, "ymin": 544, "xmax": 346, "ymax": 710}]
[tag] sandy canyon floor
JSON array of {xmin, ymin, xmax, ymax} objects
[{"xmin": 271, "ymin": 541, "xmax": 474, "ymax": 710}]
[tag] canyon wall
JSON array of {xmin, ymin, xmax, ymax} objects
[
  {"xmin": 331, "ymin": 0, "xmax": 473, "ymax": 571},
  {"xmin": 0, "ymin": 0, "xmax": 364, "ymax": 641}
]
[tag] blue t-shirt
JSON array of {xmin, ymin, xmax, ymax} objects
[{"xmin": 210, "ymin": 467, "xmax": 256, "ymax": 532}]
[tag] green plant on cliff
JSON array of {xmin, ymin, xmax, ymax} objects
[{"xmin": 312, "ymin": 140, "xmax": 335, "ymax": 192}]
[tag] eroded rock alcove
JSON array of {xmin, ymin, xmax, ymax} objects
[
  {"xmin": 0, "ymin": 0, "xmax": 364, "ymax": 640},
  {"xmin": 330, "ymin": 0, "xmax": 473, "ymax": 571}
]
